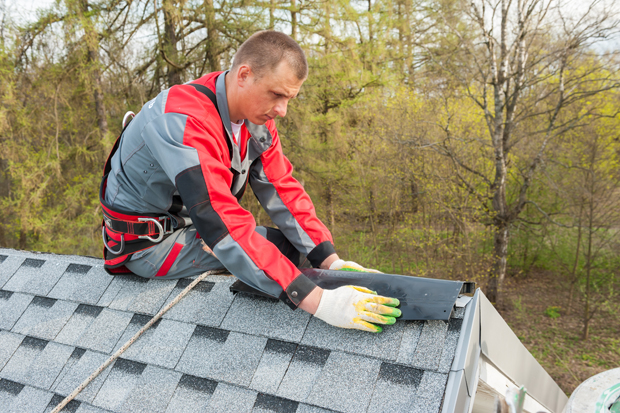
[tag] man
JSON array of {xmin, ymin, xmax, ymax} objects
[{"xmin": 100, "ymin": 31, "xmax": 401, "ymax": 332}]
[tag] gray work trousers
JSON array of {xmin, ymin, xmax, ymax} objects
[{"xmin": 125, "ymin": 225, "xmax": 304, "ymax": 280}]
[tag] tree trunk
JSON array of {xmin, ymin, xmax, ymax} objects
[
  {"xmin": 488, "ymin": 224, "xmax": 509, "ymax": 307},
  {"xmin": 204, "ymin": 0, "xmax": 220, "ymax": 72},
  {"xmin": 269, "ymin": 0, "xmax": 276, "ymax": 30},
  {"xmin": 162, "ymin": 0, "xmax": 181, "ymax": 87},
  {"xmin": 79, "ymin": 0, "xmax": 108, "ymax": 138},
  {"xmin": 290, "ymin": 0, "xmax": 297, "ymax": 41}
]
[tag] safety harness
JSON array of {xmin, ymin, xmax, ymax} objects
[{"xmin": 100, "ymin": 83, "xmax": 220, "ymax": 275}]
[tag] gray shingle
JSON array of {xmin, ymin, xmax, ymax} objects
[
  {"xmin": 250, "ymin": 339, "xmax": 297, "ymax": 394},
  {"xmin": 306, "ymin": 352, "xmax": 381, "ymax": 413},
  {"xmin": 110, "ymin": 313, "xmax": 158, "ymax": 360},
  {"xmin": 253, "ymin": 393, "xmax": 299, "ymax": 413},
  {"xmin": 130, "ymin": 319, "xmax": 195, "ymax": 369},
  {"xmin": 409, "ymin": 371, "xmax": 448, "ymax": 413},
  {"xmin": 162, "ymin": 279, "xmax": 235, "ymax": 327},
  {"xmin": 0, "ymin": 291, "xmax": 34, "ymax": 330},
  {"xmin": 301, "ymin": 317, "xmax": 404, "ymax": 361},
  {"xmin": 120, "ymin": 365, "xmax": 181, "ymax": 413},
  {"xmin": 411, "ymin": 320, "xmax": 448, "ymax": 371},
  {"xmin": 206, "ymin": 382, "xmax": 257, "ymax": 413},
  {"xmin": 12, "ymin": 298, "xmax": 78, "ymax": 340},
  {"xmin": 1, "ymin": 336, "xmax": 50, "ymax": 383},
  {"xmin": 276, "ymin": 346, "xmax": 330, "ymax": 402},
  {"xmin": 221, "ymin": 294, "xmax": 311, "ymax": 342},
  {"xmin": 367, "ymin": 363, "xmax": 424, "ymax": 413},
  {"xmin": 438, "ymin": 318, "xmax": 463, "ymax": 373},
  {"xmin": 3, "ymin": 259, "xmax": 68, "ymax": 296},
  {"xmin": 175, "ymin": 326, "xmax": 230, "ymax": 379},
  {"xmin": 48, "ymin": 265, "xmax": 113, "ymax": 305},
  {"xmin": 22, "ymin": 341, "xmax": 75, "ymax": 389},
  {"xmin": 55, "ymin": 305, "xmax": 103, "ymax": 347},
  {"xmin": 296, "ymin": 404, "xmax": 336, "ymax": 413},
  {"xmin": 165, "ymin": 375, "xmax": 218, "ymax": 413},
  {"xmin": 74, "ymin": 403, "xmax": 109, "ymax": 413},
  {"xmin": 206, "ymin": 331, "xmax": 267, "ymax": 386},
  {"xmin": 4, "ymin": 384, "xmax": 54, "ymax": 413},
  {"xmin": 52, "ymin": 350, "xmax": 114, "ymax": 403},
  {"xmin": 91, "ymin": 358, "xmax": 146, "ymax": 411},
  {"xmin": 100, "ymin": 275, "xmax": 176, "ymax": 314},
  {"xmin": 45, "ymin": 394, "xmax": 81, "ymax": 413},
  {"xmin": 0, "ymin": 330, "xmax": 24, "ymax": 370},
  {"xmin": 75, "ymin": 309, "xmax": 133, "ymax": 353},
  {"xmin": 396, "ymin": 321, "xmax": 424, "ymax": 365},
  {"xmin": 0, "ymin": 256, "xmax": 25, "ymax": 288}
]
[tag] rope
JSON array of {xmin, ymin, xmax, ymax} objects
[{"xmin": 51, "ymin": 268, "xmax": 229, "ymax": 413}]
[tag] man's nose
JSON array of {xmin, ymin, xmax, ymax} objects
[{"xmin": 273, "ymin": 100, "xmax": 288, "ymax": 118}]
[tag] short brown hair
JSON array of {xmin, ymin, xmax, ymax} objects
[{"xmin": 232, "ymin": 31, "xmax": 308, "ymax": 80}]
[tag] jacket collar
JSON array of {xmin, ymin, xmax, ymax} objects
[{"xmin": 216, "ymin": 71, "xmax": 242, "ymax": 172}]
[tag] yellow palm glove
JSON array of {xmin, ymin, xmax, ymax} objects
[
  {"xmin": 329, "ymin": 259, "xmax": 382, "ymax": 273},
  {"xmin": 314, "ymin": 285, "xmax": 401, "ymax": 333}
]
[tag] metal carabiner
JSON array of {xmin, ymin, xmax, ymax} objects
[
  {"xmin": 122, "ymin": 111, "xmax": 135, "ymax": 129},
  {"xmin": 102, "ymin": 227, "xmax": 125, "ymax": 255},
  {"xmin": 138, "ymin": 217, "xmax": 169, "ymax": 243}
]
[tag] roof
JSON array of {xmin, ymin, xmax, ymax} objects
[{"xmin": 0, "ymin": 248, "xmax": 467, "ymax": 413}]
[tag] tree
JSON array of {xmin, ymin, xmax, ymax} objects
[{"xmin": 422, "ymin": 0, "xmax": 620, "ymax": 306}]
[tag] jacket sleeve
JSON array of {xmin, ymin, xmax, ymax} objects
[
  {"xmin": 143, "ymin": 111, "xmax": 316, "ymax": 308},
  {"xmin": 249, "ymin": 123, "xmax": 336, "ymax": 268}
]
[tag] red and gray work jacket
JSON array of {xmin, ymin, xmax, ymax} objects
[{"xmin": 100, "ymin": 71, "xmax": 335, "ymax": 308}]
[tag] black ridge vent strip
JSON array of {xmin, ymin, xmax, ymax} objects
[
  {"xmin": 254, "ymin": 393, "xmax": 299, "ymax": 413},
  {"xmin": 32, "ymin": 296, "xmax": 57, "ymax": 308},
  {"xmin": 265, "ymin": 339, "xmax": 297, "ymax": 356},
  {"xmin": 0, "ymin": 379, "xmax": 25, "ymax": 396},
  {"xmin": 66, "ymin": 263, "xmax": 92, "ymax": 274},
  {"xmin": 0, "ymin": 255, "xmax": 7, "ymax": 264},
  {"xmin": 0, "ymin": 290, "xmax": 13, "ymax": 300},
  {"xmin": 48, "ymin": 394, "xmax": 81, "ymax": 413},
  {"xmin": 293, "ymin": 345, "xmax": 330, "ymax": 367},
  {"xmin": 178, "ymin": 374, "xmax": 218, "ymax": 394},
  {"xmin": 22, "ymin": 336, "xmax": 49, "ymax": 350},
  {"xmin": 22, "ymin": 258, "xmax": 45, "ymax": 268},
  {"xmin": 378, "ymin": 363, "xmax": 424, "ymax": 387},
  {"xmin": 75, "ymin": 304, "xmax": 104, "ymax": 318},
  {"xmin": 193, "ymin": 325, "xmax": 229, "ymax": 343},
  {"xmin": 70, "ymin": 347, "xmax": 87, "ymax": 360},
  {"xmin": 112, "ymin": 358, "xmax": 147, "ymax": 375}
]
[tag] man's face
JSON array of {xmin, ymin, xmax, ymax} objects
[{"xmin": 237, "ymin": 60, "xmax": 305, "ymax": 125}]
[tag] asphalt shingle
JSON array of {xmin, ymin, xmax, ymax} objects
[
  {"xmin": 119, "ymin": 365, "xmax": 181, "ymax": 413},
  {"xmin": 306, "ymin": 351, "xmax": 382, "ymax": 413},
  {"xmin": 206, "ymin": 331, "xmax": 267, "ymax": 386},
  {"xmin": 3, "ymin": 383, "xmax": 54, "ymax": 413},
  {"xmin": 396, "ymin": 320, "xmax": 424, "ymax": 365},
  {"xmin": 221, "ymin": 294, "xmax": 311, "ymax": 342},
  {"xmin": 301, "ymin": 316, "xmax": 404, "ymax": 361},
  {"xmin": 162, "ymin": 278, "xmax": 235, "ymax": 327},
  {"xmin": 48, "ymin": 265, "xmax": 113, "ymax": 306},
  {"xmin": 12, "ymin": 297, "xmax": 78, "ymax": 340},
  {"xmin": 409, "ymin": 371, "xmax": 449, "ymax": 413},
  {"xmin": 20, "ymin": 341, "xmax": 75, "ymax": 389},
  {"xmin": 128, "ymin": 319, "xmax": 194, "ymax": 369},
  {"xmin": 0, "ymin": 291, "xmax": 33, "ymax": 330},
  {"xmin": 250, "ymin": 339, "xmax": 297, "ymax": 394},
  {"xmin": 438, "ymin": 318, "xmax": 463, "ymax": 373},
  {"xmin": 3, "ymin": 259, "xmax": 68, "ymax": 296},
  {"xmin": 44, "ymin": 393, "xmax": 81, "ymax": 413},
  {"xmin": 175, "ymin": 326, "xmax": 230, "ymax": 379},
  {"xmin": 276, "ymin": 345, "xmax": 330, "ymax": 402},
  {"xmin": 367, "ymin": 363, "xmax": 424, "ymax": 413},
  {"xmin": 206, "ymin": 382, "xmax": 257, "ymax": 413},
  {"xmin": 55, "ymin": 305, "xmax": 104, "ymax": 347},
  {"xmin": 411, "ymin": 320, "xmax": 448, "ymax": 371},
  {"xmin": 74, "ymin": 309, "xmax": 133, "ymax": 353},
  {"xmin": 253, "ymin": 393, "xmax": 299, "ymax": 413},
  {"xmin": 0, "ymin": 330, "xmax": 24, "ymax": 370},
  {"xmin": 100, "ymin": 275, "xmax": 176, "ymax": 315},
  {"xmin": 165, "ymin": 374, "xmax": 218, "ymax": 413},
  {"xmin": 52, "ymin": 350, "xmax": 114, "ymax": 403},
  {"xmin": 0, "ymin": 256, "xmax": 25, "ymax": 288},
  {"xmin": 91, "ymin": 358, "xmax": 146, "ymax": 411},
  {"xmin": 1, "ymin": 336, "xmax": 50, "ymax": 383}
]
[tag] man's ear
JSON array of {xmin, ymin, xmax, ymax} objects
[{"xmin": 237, "ymin": 65, "xmax": 252, "ymax": 86}]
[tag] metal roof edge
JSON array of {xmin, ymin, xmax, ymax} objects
[
  {"xmin": 478, "ymin": 291, "xmax": 569, "ymax": 412},
  {"xmin": 442, "ymin": 289, "xmax": 481, "ymax": 413}
]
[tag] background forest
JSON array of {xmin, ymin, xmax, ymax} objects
[{"xmin": 1, "ymin": 0, "xmax": 619, "ymax": 393}]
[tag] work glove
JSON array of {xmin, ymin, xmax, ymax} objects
[
  {"xmin": 314, "ymin": 285, "xmax": 401, "ymax": 333},
  {"xmin": 329, "ymin": 259, "xmax": 382, "ymax": 273}
]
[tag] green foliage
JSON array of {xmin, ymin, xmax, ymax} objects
[{"xmin": 544, "ymin": 306, "xmax": 561, "ymax": 319}]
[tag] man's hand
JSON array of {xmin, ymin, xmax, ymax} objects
[
  {"xmin": 329, "ymin": 259, "xmax": 382, "ymax": 273},
  {"xmin": 314, "ymin": 285, "xmax": 401, "ymax": 333}
]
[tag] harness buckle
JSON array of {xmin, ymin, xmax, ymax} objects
[
  {"xmin": 102, "ymin": 226, "xmax": 125, "ymax": 255},
  {"xmin": 138, "ymin": 216, "xmax": 172, "ymax": 243}
]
